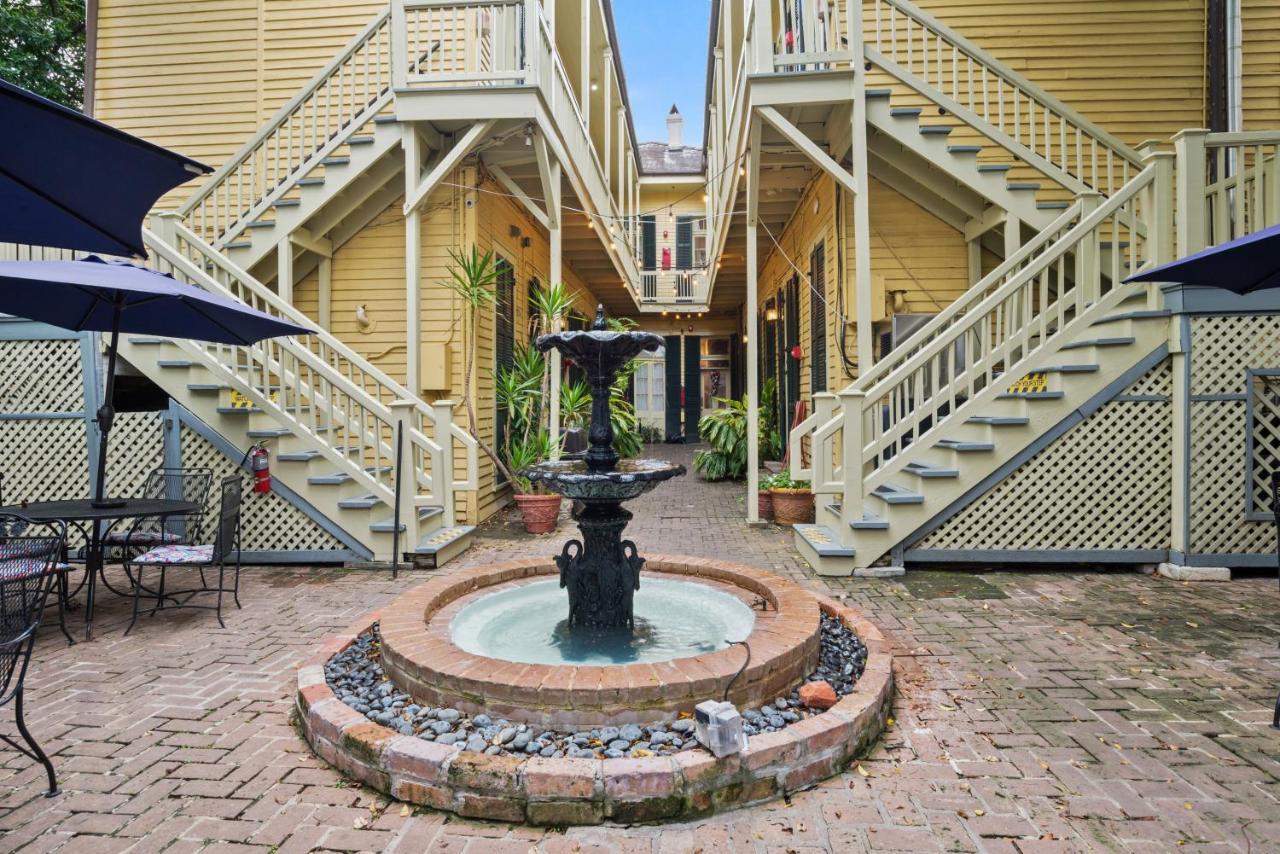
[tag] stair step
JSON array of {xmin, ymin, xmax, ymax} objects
[
  {"xmin": 871, "ymin": 484, "xmax": 924, "ymax": 505},
  {"xmin": 128, "ymin": 336, "xmax": 166, "ymax": 345},
  {"xmin": 997, "ymin": 390, "xmax": 1066, "ymax": 401},
  {"xmin": 967, "ymin": 415, "xmax": 1030, "ymax": 427},
  {"xmin": 186, "ymin": 383, "xmax": 223, "ymax": 393},
  {"xmin": 1037, "ymin": 201, "xmax": 1071, "ymax": 210},
  {"xmin": 1092, "ymin": 309, "xmax": 1171, "ymax": 325},
  {"xmin": 224, "ymin": 241, "xmax": 252, "ymax": 250},
  {"xmin": 919, "ymin": 125, "xmax": 953, "ymax": 135},
  {"xmin": 246, "ymin": 427, "xmax": 292, "ymax": 439},
  {"xmin": 1043, "ymin": 363, "xmax": 1100, "ymax": 374},
  {"xmin": 338, "ymin": 493, "xmax": 384, "ymax": 510},
  {"xmin": 889, "ymin": 107, "xmax": 922, "ymax": 118},
  {"xmin": 246, "ymin": 220, "xmax": 275, "ymax": 230},
  {"xmin": 157, "ymin": 360, "xmax": 195, "ymax": 369},
  {"xmin": 948, "ymin": 145, "xmax": 982, "ymax": 154},
  {"xmin": 272, "ymin": 199, "xmax": 301, "ymax": 208},
  {"xmin": 1061, "ymin": 336, "xmax": 1136, "ymax": 350},
  {"xmin": 374, "ymin": 115, "xmax": 399, "ymax": 124},
  {"xmin": 320, "ymin": 156, "xmax": 350, "ymax": 167},
  {"xmin": 977, "ymin": 164, "xmax": 1012, "ymax": 173},
  {"xmin": 347, "ymin": 136, "xmax": 374, "ymax": 146},
  {"xmin": 865, "ymin": 88, "xmax": 893, "ymax": 99},
  {"xmin": 415, "ymin": 524, "xmax": 476, "ymax": 567},
  {"xmin": 935, "ymin": 438, "xmax": 995, "ymax": 453},
  {"xmin": 850, "ymin": 511, "xmax": 890, "ymax": 531},
  {"xmin": 298, "ymin": 177, "xmax": 326, "ymax": 187},
  {"xmin": 277, "ymin": 450, "xmax": 322, "ymax": 463},
  {"xmin": 793, "ymin": 524, "xmax": 856, "ymax": 558},
  {"xmin": 1006, "ymin": 182, "xmax": 1041, "ymax": 191},
  {"xmin": 371, "ymin": 506, "xmax": 443, "ymax": 534},
  {"xmin": 904, "ymin": 461, "xmax": 959, "ymax": 479},
  {"xmin": 308, "ymin": 465, "xmax": 392, "ymax": 486}
]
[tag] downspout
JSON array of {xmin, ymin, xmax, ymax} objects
[
  {"xmin": 84, "ymin": 0, "xmax": 98, "ymax": 116},
  {"xmin": 1227, "ymin": 0, "xmax": 1243, "ymax": 131}
]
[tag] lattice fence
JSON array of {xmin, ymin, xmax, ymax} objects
[
  {"xmin": 0, "ymin": 338, "xmax": 84, "ymax": 414},
  {"xmin": 1191, "ymin": 315, "xmax": 1280, "ymax": 395},
  {"xmin": 1247, "ymin": 373, "xmax": 1280, "ymax": 518},
  {"xmin": 917, "ymin": 359, "xmax": 1174, "ymax": 553},
  {"xmin": 178, "ymin": 424, "xmax": 348, "ymax": 555}
]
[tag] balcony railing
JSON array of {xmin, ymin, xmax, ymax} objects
[{"xmin": 639, "ymin": 269, "xmax": 708, "ymax": 305}]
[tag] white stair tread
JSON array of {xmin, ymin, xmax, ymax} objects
[{"xmin": 794, "ymin": 524, "xmax": 855, "ymax": 558}]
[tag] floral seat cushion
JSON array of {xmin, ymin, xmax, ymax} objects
[
  {"xmin": 0, "ymin": 540, "xmax": 64, "ymax": 580},
  {"xmin": 104, "ymin": 530, "xmax": 185, "ymax": 546},
  {"xmin": 133, "ymin": 544, "xmax": 214, "ymax": 565}
]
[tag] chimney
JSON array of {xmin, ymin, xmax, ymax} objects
[{"xmin": 667, "ymin": 104, "xmax": 684, "ymax": 151}]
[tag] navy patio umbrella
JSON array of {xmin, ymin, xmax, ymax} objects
[
  {"xmin": 0, "ymin": 78, "xmax": 210, "ymax": 257},
  {"xmin": 1125, "ymin": 222, "xmax": 1280, "ymax": 294},
  {"xmin": 0, "ymin": 256, "xmax": 310, "ymax": 506}
]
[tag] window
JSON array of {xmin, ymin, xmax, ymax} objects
[
  {"xmin": 809, "ymin": 242, "xmax": 827, "ymax": 394},
  {"xmin": 494, "ymin": 256, "xmax": 515, "ymax": 483},
  {"xmin": 675, "ymin": 216, "xmax": 694, "ymax": 269},
  {"xmin": 641, "ymin": 215, "xmax": 657, "ymax": 271},
  {"xmin": 633, "ymin": 357, "xmax": 665, "ymax": 413}
]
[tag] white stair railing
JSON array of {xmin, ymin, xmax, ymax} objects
[
  {"xmin": 1175, "ymin": 129, "xmax": 1280, "ymax": 251},
  {"xmin": 145, "ymin": 215, "xmax": 478, "ymax": 526},
  {"xmin": 863, "ymin": 0, "xmax": 1142, "ymax": 196},
  {"xmin": 795, "ymin": 160, "xmax": 1169, "ymax": 522},
  {"xmin": 394, "ymin": 0, "xmax": 530, "ymax": 88},
  {"xmin": 178, "ymin": 10, "xmax": 396, "ymax": 247}
]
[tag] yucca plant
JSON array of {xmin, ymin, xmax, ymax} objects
[{"xmin": 560, "ymin": 379, "xmax": 591, "ymax": 430}]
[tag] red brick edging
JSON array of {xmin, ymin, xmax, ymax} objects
[
  {"xmin": 295, "ymin": 560, "xmax": 894, "ymax": 825},
  {"xmin": 378, "ymin": 556, "xmax": 823, "ymax": 728}
]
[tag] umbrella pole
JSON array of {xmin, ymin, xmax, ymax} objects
[{"xmin": 91, "ymin": 297, "xmax": 125, "ymax": 509}]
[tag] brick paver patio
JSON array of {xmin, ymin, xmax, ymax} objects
[{"xmin": 2, "ymin": 444, "xmax": 1278, "ymax": 852}]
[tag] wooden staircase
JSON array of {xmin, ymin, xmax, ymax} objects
[{"xmin": 790, "ymin": 160, "xmax": 1175, "ymax": 575}]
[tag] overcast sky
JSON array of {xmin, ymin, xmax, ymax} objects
[{"xmin": 612, "ymin": 0, "xmax": 709, "ymax": 146}]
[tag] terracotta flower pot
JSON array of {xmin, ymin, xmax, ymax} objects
[
  {"xmin": 757, "ymin": 489, "xmax": 775, "ymax": 522},
  {"xmin": 514, "ymin": 493, "xmax": 562, "ymax": 534},
  {"xmin": 769, "ymin": 488, "xmax": 814, "ymax": 526}
]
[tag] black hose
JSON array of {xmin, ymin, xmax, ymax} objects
[{"xmin": 723, "ymin": 639, "xmax": 751, "ymax": 703}]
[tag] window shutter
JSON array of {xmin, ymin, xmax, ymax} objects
[
  {"xmin": 810, "ymin": 242, "xmax": 827, "ymax": 393},
  {"xmin": 675, "ymin": 216, "xmax": 694, "ymax": 269},
  {"xmin": 641, "ymin": 216, "xmax": 657, "ymax": 270},
  {"xmin": 494, "ymin": 257, "xmax": 516, "ymax": 482}
]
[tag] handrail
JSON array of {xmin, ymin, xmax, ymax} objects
[
  {"xmin": 865, "ymin": 0, "xmax": 1141, "ymax": 195},
  {"xmin": 1200, "ymin": 130, "xmax": 1280, "ymax": 246},
  {"xmin": 178, "ymin": 11, "xmax": 395, "ymax": 245}
]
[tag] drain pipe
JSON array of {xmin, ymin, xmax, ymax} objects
[{"xmin": 723, "ymin": 639, "xmax": 751, "ymax": 703}]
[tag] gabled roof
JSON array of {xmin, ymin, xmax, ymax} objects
[{"xmin": 638, "ymin": 141, "xmax": 705, "ymax": 175}]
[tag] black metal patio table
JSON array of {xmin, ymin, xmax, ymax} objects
[{"xmin": 0, "ymin": 498, "xmax": 201, "ymax": 640}]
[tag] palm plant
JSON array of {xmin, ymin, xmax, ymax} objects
[{"xmin": 692, "ymin": 377, "xmax": 782, "ymax": 481}]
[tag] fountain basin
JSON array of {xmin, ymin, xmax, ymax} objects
[
  {"xmin": 295, "ymin": 563, "xmax": 894, "ymax": 826},
  {"xmin": 523, "ymin": 458, "xmax": 686, "ymax": 501},
  {"xmin": 377, "ymin": 556, "xmax": 822, "ymax": 728}
]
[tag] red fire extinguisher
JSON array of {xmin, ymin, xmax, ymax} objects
[
  {"xmin": 661, "ymin": 247, "xmax": 672, "ymax": 271},
  {"xmin": 250, "ymin": 445, "xmax": 271, "ymax": 494}
]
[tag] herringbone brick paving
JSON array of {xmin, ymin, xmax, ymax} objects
[{"xmin": 1, "ymin": 444, "xmax": 1278, "ymax": 852}]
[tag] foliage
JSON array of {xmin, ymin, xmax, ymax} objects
[
  {"xmin": 691, "ymin": 377, "xmax": 784, "ymax": 481},
  {"xmin": 505, "ymin": 430, "xmax": 556, "ymax": 494},
  {"xmin": 768, "ymin": 470, "xmax": 811, "ymax": 492},
  {"xmin": 0, "ymin": 0, "xmax": 85, "ymax": 108},
  {"xmin": 758, "ymin": 376, "xmax": 782, "ymax": 461},
  {"xmin": 559, "ymin": 380, "xmax": 591, "ymax": 430}
]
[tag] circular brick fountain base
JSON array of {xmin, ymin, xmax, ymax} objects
[{"xmin": 295, "ymin": 556, "xmax": 893, "ymax": 824}]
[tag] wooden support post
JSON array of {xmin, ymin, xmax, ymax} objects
[
  {"xmin": 1174, "ymin": 129, "xmax": 1209, "ymax": 256},
  {"xmin": 850, "ymin": 53, "xmax": 873, "ymax": 375},
  {"xmin": 277, "ymin": 238, "xmax": 294, "ymax": 304},
  {"xmin": 603, "ymin": 49, "xmax": 613, "ymax": 191},
  {"xmin": 390, "ymin": 0, "xmax": 407, "ymax": 90},
  {"xmin": 318, "ymin": 257, "xmax": 332, "ymax": 331},
  {"xmin": 580, "ymin": 0, "xmax": 591, "ymax": 131},
  {"xmin": 1145, "ymin": 149, "xmax": 1176, "ymax": 308},
  {"xmin": 967, "ymin": 238, "xmax": 982, "ymax": 286},
  {"xmin": 1003, "ymin": 211, "xmax": 1022, "ymax": 260},
  {"xmin": 542, "ymin": 146, "xmax": 564, "ymax": 458},
  {"xmin": 750, "ymin": 0, "xmax": 772, "ymax": 73},
  {"xmin": 1169, "ymin": 318, "xmax": 1190, "ymax": 560},
  {"xmin": 391, "ymin": 400, "xmax": 419, "ymax": 552},
  {"xmin": 745, "ymin": 118, "xmax": 762, "ymax": 523},
  {"xmin": 433, "ymin": 399, "xmax": 457, "ymax": 527},
  {"xmin": 403, "ymin": 124, "xmax": 424, "ymax": 393},
  {"xmin": 838, "ymin": 389, "xmax": 866, "ymax": 533}
]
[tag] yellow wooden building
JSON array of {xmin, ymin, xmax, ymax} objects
[{"xmin": 18, "ymin": 0, "xmax": 1272, "ymax": 574}]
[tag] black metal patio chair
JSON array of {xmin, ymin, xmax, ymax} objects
[
  {"xmin": 125, "ymin": 475, "xmax": 242, "ymax": 634},
  {"xmin": 0, "ymin": 513, "xmax": 67, "ymax": 797},
  {"xmin": 0, "ymin": 506, "xmax": 74, "ymax": 647},
  {"xmin": 107, "ymin": 467, "xmax": 213, "ymax": 590}
]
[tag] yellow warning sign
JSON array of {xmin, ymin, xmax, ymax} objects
[
  {"xmin": 228, "ymin": 389, "xmax": 276, "ymax": 409},
  {"xmin": 1007, "ymin": 372, "xmax": 1047, "ymax": 394}
]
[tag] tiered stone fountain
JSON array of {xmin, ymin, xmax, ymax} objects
[{"xmin": 295, "ymin": 308, "xmax": 894, "ymax": 825}]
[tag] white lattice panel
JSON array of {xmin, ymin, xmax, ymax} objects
[
  {"xmin": 1248, "ymin": 375, "xmax": 1280, "ymax": 517},
  {"xmin": 918, "ymin": 360, "xmax": 1173, "ymax": 552},
  {"xmin": 1190, "ymin": 399, "xmax": 1275, "ymax": 555},
  {"xmin": 179, "ymin": 425, "xmax": 347, "ymax": 554},
  {"xmin": 104, "ymin": 411, "xmax": 164, "ymax": 498},
  {"xmin": 0, "ymin": 338, "xmax": 84, "ymax": 414},
  {"xmin": 1191, "ymin": 315, "xmax": 1280, "ymax": 395}
]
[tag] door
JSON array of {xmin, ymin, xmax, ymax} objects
[
  {"xmin": 493, "ymin": 256, "xmax": 516, "ymax": 482},
  {"xmin": 683, "ymin": 335, "xmax": 702, "ymax": 442},
  {"xmin": 664, "ymin": 335, "xmax": 682, "ymax": 441}
]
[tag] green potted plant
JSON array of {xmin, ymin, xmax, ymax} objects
[
  {"xmin": 692, "ymin": 377, "xmax": 781, "ymax": 481},
  {"xmin": 505, "ymin": 430, "xmax": 562, "ymax": 533},
  {"xmin": 768, "ymin": 469, "xmax": 814, "ymax": 526}
]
